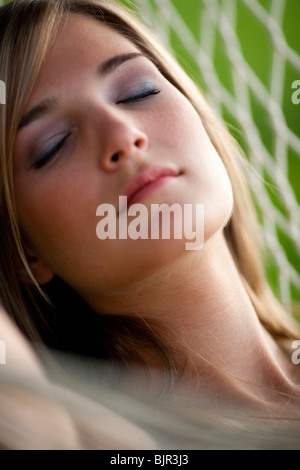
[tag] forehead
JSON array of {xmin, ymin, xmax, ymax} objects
[
  {"xmin": 26, "ymin": 13, "xmax": 139, "ymax": 105},
  {"xmin": 49, "ymin": 13, "xmax": 139, "ymax": 61}
]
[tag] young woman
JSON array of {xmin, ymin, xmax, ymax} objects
[{"xmin": 1, "ymin": 0, "xmax": 300, "ymax": 424}]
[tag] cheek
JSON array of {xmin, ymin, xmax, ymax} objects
[
  {"xmin": 153, "ymin": 89, "xmax": 214, "ymax": 174},
  {"xmin": 14, "ymin": 168, "xmax": 98, "ymax": 263},
  {"xmin": 157, "ymin": 91, "xmax": 232, "ymax": 190},
  {"xmin": 156, "ymin": 94, "xmax": 201, "ymax": 148},
  {"xmin": 156, "ymin": 90, "xmax": 233, "ymax": 232}
]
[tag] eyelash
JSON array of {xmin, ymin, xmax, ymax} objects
[
  {"xmin": 33, "ymin": 133, "xmax": 71, "ymax": 169},
  {"xmin": 33, "ymin": 87, "xmax": 160, "ymax": 169},
  {"xmin": 116, "ymin": 86, "xmax": 161, "ymax": 104}
]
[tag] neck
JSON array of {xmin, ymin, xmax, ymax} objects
[{"xmin": 91, "ymin": 231, "xmax": 299, "ymax": 413}]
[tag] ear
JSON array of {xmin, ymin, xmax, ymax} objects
[{"xmin": 19, "ymin": 251, "xmax": 55, "ymax": 286}]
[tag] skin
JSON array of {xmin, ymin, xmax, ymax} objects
[
  {"xmin": 0, "ymin": 307, "xmax": 159, "ymax": 449},
  {"xmin": 13, "ymin": 14, "xmax": 300, "ymax": 414},
  {"xmin": 0, "ymin": 306, "xmax": 80, "ymax": 449}
]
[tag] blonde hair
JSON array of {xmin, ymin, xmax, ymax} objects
[{"xmin": 0, "ymin": 0, "xmax": 299, "ymax": 371}]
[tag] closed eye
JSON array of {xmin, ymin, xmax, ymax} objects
[
  {"xmin": 116, "ymin": 87, "xmax": 160, "ymax": 105},
  {"xmin": 32, "ymin": 132, "xmax": 71, "ymax": 169}
]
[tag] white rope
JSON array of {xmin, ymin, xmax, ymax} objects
[{"xmin": 242, "ymin": 0, "xmax": 300, "ymax": 71}]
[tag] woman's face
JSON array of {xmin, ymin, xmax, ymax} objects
[{"xmin": 13, "ymin": 14, "xmax": 233, "ymax": 304}]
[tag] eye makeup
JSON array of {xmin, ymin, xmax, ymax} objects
[
  {"xmin": 16, "ymin": 54, "xmax": 165, "ymax": 172},
  {"xmin": 31, "ymin": 132, "xmax": 72, "ymax": 169}
]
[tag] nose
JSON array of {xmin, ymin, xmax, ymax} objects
[{"xmin": 98, "ymin": 108, "xmax": 148, "ymax": 171}]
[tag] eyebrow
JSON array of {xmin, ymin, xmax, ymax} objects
[
  {"xmin": 98, "ymin": 52, "xmax": 143, "ymax": 76},
  {"xmin": 18, "ymin": 52, "xmax": 144, "ymax": 131},
  {"xmin": 18, "ymin": 98, "xmax": 58, "ymax": 131}
]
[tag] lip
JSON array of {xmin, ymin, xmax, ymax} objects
[{"xmin": 120, "ymin": 166, "xmax": 181, "ymax": 213}]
